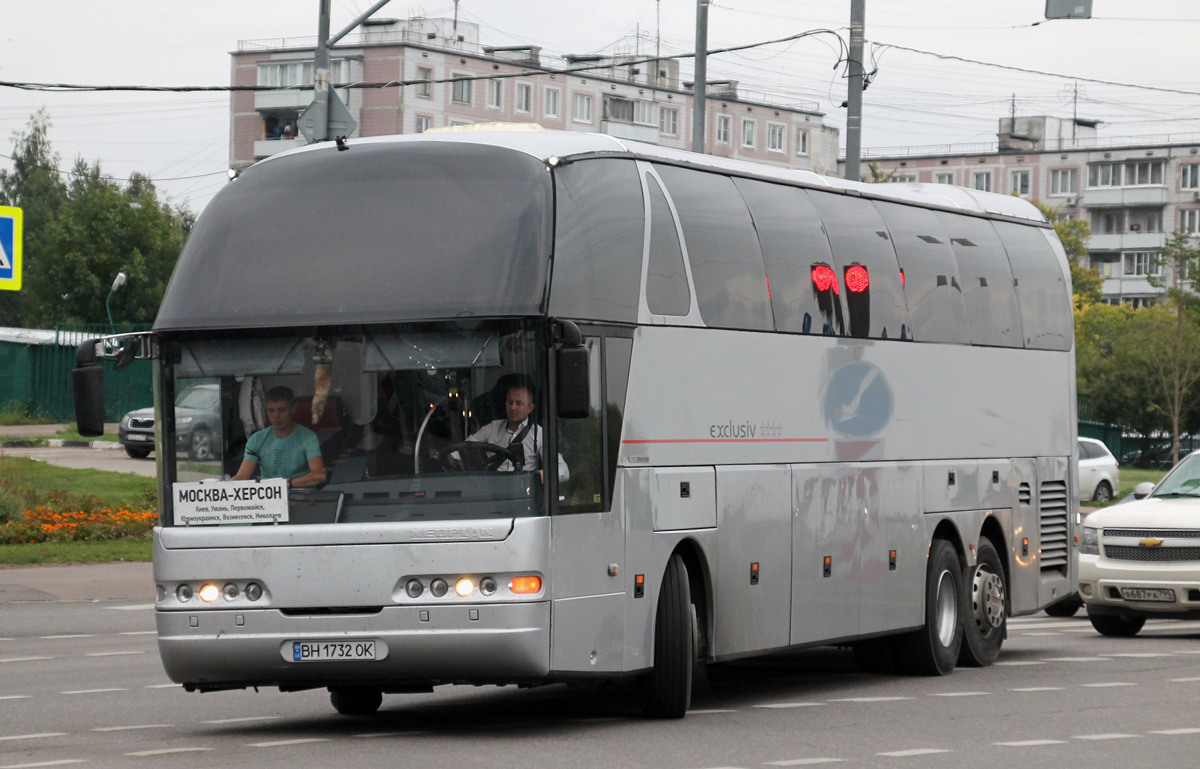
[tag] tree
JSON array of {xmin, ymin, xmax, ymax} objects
[
  {"xmin": 1031, "ymin": 200, "xmax": 1102, "ymax": 308},
  {"xmin": 0, "ymin": 109, "xmax": 67, "ymax": 327},
  {"xmin": 1123, "ymin": 305, "xmax": 1200, "ymax": 466},
  {"xmin": 865, "ymin": 160, "xmax": 895, "ymax": 184}
]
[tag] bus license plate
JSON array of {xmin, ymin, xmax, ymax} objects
[
  {"xmin": 1121, "ymin": 587, "xmax": 1175, "ymax": 602},
  {"xmin": 290, "ymin": 640, "xmax": 377, "ymax": 662}
]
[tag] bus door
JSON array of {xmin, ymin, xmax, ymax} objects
[{"xmin": 1008, "ymin": 458, "xmax": 1040, "ymax": 615}]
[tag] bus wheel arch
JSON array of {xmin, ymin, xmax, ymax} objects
[
  {"xmin": 894, "ymin": 528, "xmax": 964, "ymax": 676},
  {"xmin": 959, "ymin": 519, "xmax": 1008, "ymax": 667},
  {"xmin": 672, "ymin": 538, "xmax": 713, "ymax": 666}
]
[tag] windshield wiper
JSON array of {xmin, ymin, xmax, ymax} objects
[{"xmin": 1153, "ymin": 491, "xmax": 1200, "ymax": 498}]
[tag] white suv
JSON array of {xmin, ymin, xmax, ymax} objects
[{"xmin": 1078, "ymin": 437, "xmax": 1119, "ymax": 503}]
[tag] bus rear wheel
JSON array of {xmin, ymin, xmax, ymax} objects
[
  {"xmin": 637, "ymin": 553, "xmax": 693, "ymax": 718},
  {"xmin": 894, "ymin": 538, "xmax": 962, "ymax": 676},
  {"xmin": 958, "ymin": 537, "xmax": 1006, "ymax": 667},
  {"xmin": 330, "ymin": 687, "xmax": 382, "ymax": 716}
]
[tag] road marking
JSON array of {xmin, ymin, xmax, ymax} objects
[
  {"xmin": 85, "ymin": 651, "xmax": 143, "ymax": 657},
  {"xmin": 105, "ymin": 604, "xmax": 155, "ymax": 611},
  {"xmin": 247, "ymin": 738, "xmax": 330, "ymax": 747},
  {"xmin": 1021, "ymin": 632, "xmax": 1061, "ymax": 636},
  {"xmin": 118, "ymin": 631, "xmax": 156, "ymax": 636},
  {"xmin": 1009, "ymin": 621, "xmax": 1089, "ymax": 630},
  {"xmin": 0, "ymin": 734, "xmax": 67, "ymax": 742},
  {"xmin": 125, "ymin": 748, "xmax": 211, "ymax": 756},
  {"xmin": 200, "ymin": 716, "xmax": 281, "ymax": 724},
  {"xmin": 687, "ymin": 709, "xmax": 737, "ymax": 714},
  {"xmin": 354, "ymin": 732, "xmax": 427, "ymax": 738},
  {"xmin": 144, "ymin": 684, "xmax": 179, "ymax": 689},
  {"xmin": 1009, "ymin": 687, "xmax": 1063, "ymax": 692},
  {"xmin": 1151, "ymin": 728, "xmax": 1200, "ymax": 735},
  {"xmin": 753, "ymin": 702, "xmax": 824, "ymax": 709},
  {"xmin": 1169, "ymin": 677, "xmax": 1200, "ymax": 682},
  {"xmin": 0, "ymin": 657, "xmax": 53, "ymax": 664},
  {"xmin": 994, "ymin": 740, "xmax": 1067, "ymax": 747},
  {"xmin": 930, "ymin": 692, "xmax": 988, "ymax": 697},
  {"xmin": 1042, "ymin": 657, "xmax": 1108, "ymax": 662},
  {"xmin": 62, "ymin": 689, "xmax": 126, "ymax": 695},
  {"xmin": 91, "ymin": 725, "xmax": 172, "ymax": 732},
  {"xmin": 0, "ymin": 761, "xmax": 87, "ymax": 769},
  {"xmin": 0, "ymin": 638, "xmax": 11, "ymax": 641},
  {"xmin": 994, "ymin": 661, "xmax": 1044, "ymax": 666},
  {"xmin": 1107, "ymin": 653, "xmax": 1174, "ymax": 658},
  {"xmin": 876, "ymin": 749, "xmax": 950, "ymax": 757},
  {"xmin": 1174, "ymin": 650, "xmax": 1200, "ymax": 654},
  {"xmin": 0, "ymin": 695, "xmax": 30, "ymax": 700},
  {"xmin": 766, "ymin": 761, "xmax": 847, "ymax": 766},
  {"xmin": 1073, "ymin": 734, "xmax": 1138, "ymax": 740},
  {"xmin": 39, "ymin": 635, "xmax": 94, "ymax": 640},
  {"xmin": 829, "ymin": 697, "xmax": 912, "ymax": 703},
  {"xmin": 1081, "ymin": 682, "xmax": 1136, "ymax": 688}
]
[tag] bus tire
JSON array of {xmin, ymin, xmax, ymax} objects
[
  {"xmin": 894, "ymin": 538, "xmax": 962, "ymax": 676},
  {"xmin": 330, "ymin": 687, "xmax": 382, "ymax": 716},
  {"xmin": 958, "ymin": 537, "xmax": 1006, "ymax": 667},
  {"xmin": 637, "ymin": 553, "xmax": 693, "ymax": 718}
]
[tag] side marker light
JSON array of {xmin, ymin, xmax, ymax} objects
[{"xmin": 510, "ymin": 576, "xmax": 542, "ymax": 594}]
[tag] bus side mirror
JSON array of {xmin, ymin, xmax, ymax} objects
[{"xmin": 72, "ymin": 340, "xmax": 106, "ymax": 437}]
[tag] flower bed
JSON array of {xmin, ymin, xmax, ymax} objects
[{"xmin": 0, "ymin": 506, "xmax": 158, "ymax": 544}]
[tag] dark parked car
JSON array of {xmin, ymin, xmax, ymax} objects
[{"xmin": 118, "ymin": 383, "xmax": 221, "ymax": 461}]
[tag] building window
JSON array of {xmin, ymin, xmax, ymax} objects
[
  {"xmin": 574, "ymin": 93, "xmax": 592, "ymax": 123},
  {"xmin": 1126, "ymin": 160, "xmax": 1165, "ymax": 186},
  {"xmin": 891, "ymin": 174, "xmax": 917, "ymax": 183},
  {"xmin": 1094, "ymin": 211, "xmax": 1125, "ymax": 234},
  {"xmin": 544, "ymin": 88, "xmax": 560, "ymax": 119},
  {"xmin": 416, "ymin": 66, "xmax": 433, "ymax": 98},
  {"xmin": 1182, "ymin": 209, "xmax": 1200, "ymax": 234},
  {"xmin": 258, "ymin": 59, "xmax": 351, "ymax": 88},
  {"xmin": 515, "ymin": 82, "xmax": 532, "ymax": 113},
  {"xmin": 415, "ymin": 115, "xmax": 431, "ymax": 133},
  {"xmin": 1056, "ymin": 212, "xmax": 1077, "ymax": 222},
  {"xmin": 1095, "ymin": 257, "xmax": 1120, "ymax": 278},
  {"xmin": 449, "ymin": 120, "xmax": 471, "ymax": 127},
  {"xmin": 716, "ymin": 115, "xmax": 731, "ymax": 144},
  {"xmin": 741, "ymin": 119, "xmax": 756, "ymax": 149},
  {"xmin": 1050, "ymin": 168, "xmax": 1077, "ymax": 195},
  {"xmin": 1182, "ymin": 163, "xmax": 1200, "ymax": 190},
  {"xmin": 1010, "ymin": 169, "xmax": 1030, "ymax": 196},
  {"xmin": 451, "ymin": 74, "xmax": 472, "ymax": 105},
  {"xmin": 635, "ymin": 100, "xmax": 656, "ymax": 126},
  {"xmin": 1124, "ymin": 296, "xmax": 1157, "ymax": 308},
  {"xmin": 973, "ymin": 171, "xmax": 992, "ymax": 192},
  {"xmin": 1088, "ymin": 162, "xmax": 1122, "ymax": 188},
  {"xmin": 796, "ymin": 128, "xmax": 809, "ymax": 156},
  {"xmin": 1124, "ymin": 251, "xmax": 1160, "ymax": 276},
  {"xmin": 935, "ymin": 172, "xmax": 954, "ymax": 185},
  {"xmin": 659, "ymin": 107, "xmax": 678, "ymax": 136},
  {"xmin": 487, "ymin": 79, "xmax": 502, "ymax": 109},
  {"xmin": 767, "ymin": 123, "xmax": 786, "ymax": 153}
]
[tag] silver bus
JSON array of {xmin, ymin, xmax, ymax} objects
[{"xmin": 73, "ymin": 129, "xmax": 1078, "ymax": 718}]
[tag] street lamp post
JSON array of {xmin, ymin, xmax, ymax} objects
[{"xmin": 106, "ymin": 271, "xmax": 127, "ymax": 331}]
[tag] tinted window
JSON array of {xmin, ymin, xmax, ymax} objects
[
  {"xmin": 157, "ymin": 142, "xmax": 552, "ymax": 331},
  {"xmin": 654, "ymin": 165, "xmax": 774, "ymax": 331},
  {"xmin": 935, "ymin": 212, "xmax": 1024, "ymax": 348},
  {"xmin": 807, "ymin": 191, "xmax": 910, "ymax": 340},
  {"xmin": 557, "ymin": 337, "xmax": 603, "ymax": 514},
  {"xmin": 874, "ymin": 202, "xmax": 969, "ymax": 344},
  {"xmin": 993, "ymin": 221, "xmax": 1073, "ymax": 351},
  {"xmin": 1077, "ymin": 440, "xmax": 1095, "ymax": 460},
  {"xmin": 645, "ymin": 174, "xmax": 691, "ymax": 316},
  {"xmin": 733, "ymin": 178, "xmax": 845, "ymax": 335},
  {"xmin": 550, "ymin": 160, "xmax": 644, "ymax": 322},
  {"xmin": 605, "ymin": 336, "xmax": 633, "ymax": 499}
]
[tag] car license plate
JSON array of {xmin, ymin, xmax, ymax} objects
[
  {"xmin": 1121, "ymin": 587, "xmax": 1176, "ymax": 602},
  {"xmin": 127, "ymin": 434, "xmax": 151, "ymax": 442},
  {"xmin": 289, "ymin": 640, "xmax": 377, "ymax": 662}
]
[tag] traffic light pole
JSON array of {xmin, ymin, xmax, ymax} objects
[
  {"xmin": 307, "ymin": 0, "xmax": 391, "ymax": 143},
  {"xmin": 844, "ymin": 0, "xmax": 865, "ymax": 181},
  {"xmin": 692, "ymin": 0, "xmax": 710, "ymax": 154}
]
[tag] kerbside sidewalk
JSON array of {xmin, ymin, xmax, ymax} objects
[{"xmin": 0, "ymin": 561, "xmax": 153, "ymax": 603}]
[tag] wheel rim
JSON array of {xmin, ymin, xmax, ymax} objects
[
  {"xmin": 1096, "ymin": 483, "xmax": 1112, "ymax": 502},
  {"xmin": 971, "ymin": 564, "xmax": 1006, "ymax": 635},
  {"xmin": 935, "ymin": 569, "xmax": 958, "ymax": 647},
  {"xmin": 192, "ymin": 432, "xmax": 210, "ymax": 460}
]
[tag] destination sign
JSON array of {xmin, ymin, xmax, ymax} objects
[{"xmin": 172, "ymin": 479, "xmax": 289, "ymax": 526}]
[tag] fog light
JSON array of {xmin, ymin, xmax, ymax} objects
[
  {"xmin": 430, "ymin": 578, "xmax": 448, "ymax": 598},
  {"xmin": 510, "ymin": 576, "xmax": 542, "ymax": 594},
  {"xmin": 1081, "ymin": 583, "xmax": 1093, "ymax": 597},
  {"xmin": 455, "ymin": 578, "xmax": 474, "ymax": 597},
  {"xmin": 198, "ymin": 583, "xmax": 220, "ymax": 603},
  {"xmin": 480, "ymin": 577, "xmax": 497, "ymax": 596},
  {"xmin": 245, "ymin": 582, "xmax": 263, "ymax": 601},
  {"xmin": 222, "ymin": 583, "xmax": 239, "ymax": 601},
  {"xmin": 406, "ymin": 579, "xmax": 424, "ymax": 598},
  {"xmin": 176, "ymin": 584, "xmax": 193, "ymax": 602}
]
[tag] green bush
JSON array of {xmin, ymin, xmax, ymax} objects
[
  {"xmin": 0, "ymin": 400, "xmax": 55, "ymax": 426},
  {"xmin": 0, "ymin": 488, "xmax": 26, "ymax": 524}
]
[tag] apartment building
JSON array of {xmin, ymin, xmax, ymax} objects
[
  {"xmin": 850, "ymin": 116, "xmax": 1200, "ymax": 306},
  {"xmin": 230, "ymin": 17, "xmax": 839, "ymax": 175}
]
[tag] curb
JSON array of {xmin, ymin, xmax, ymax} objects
[{"xmin": 0, "ymin": 439, "xmax": 123, "ymax": 449}]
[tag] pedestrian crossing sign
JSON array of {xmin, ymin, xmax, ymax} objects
[{"xmin": 0, "ymin": 206, "xmax": 22, "ymax": 291}]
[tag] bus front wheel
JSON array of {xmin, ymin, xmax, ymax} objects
[
  {"xmin": 330, "ymin": 687, "xmax": 382, "ymax": 716},
  {"xmin": 637, "ymin": 553, "xmax": 693, "ymax": 718},
  {"xmin": 894, "ymin": 538, "xmax": 963, "ymax": 676},
  {"xmin": 958, "ymin": 537, "xmax": 1006, "ymax": 667}
]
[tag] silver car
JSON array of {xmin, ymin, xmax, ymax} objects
[{"xmin": 1078, "ymin": 437, "xmax": 1119, "ymax": 503}]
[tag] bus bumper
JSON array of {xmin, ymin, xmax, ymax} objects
[{"xmin": 156, "ymin": 602, "xmax": 550, "ymax": 689}]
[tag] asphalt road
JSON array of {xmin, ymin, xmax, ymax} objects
[
  {"xmin": 0, "ymin": 445, "xmax": 157, "ymax": 478},
  {"xmin": 3, "ymin": 585, "xmax": 1200, "ymax": 769}
]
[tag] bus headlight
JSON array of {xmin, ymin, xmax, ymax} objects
[
  {"xmin": 176, "ymin": 584, "xmax": 193, "ymax": 602},
  {"xmin": 454, "ymin": 578, "xmax": 474, "ymax": 597},
  {"xmin": 1080, "ymin": 527, "xmax": 1100, "ymax": 556},
  {"xmin": 198, "ymin": 583, "xmax": 220, "ymax": 603}
]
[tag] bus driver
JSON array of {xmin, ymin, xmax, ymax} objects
[
  {"xmin": 232, "ymin": 386, "xmax": 328, "ymax": 488},
  {"xmin": 464, "ymin": 384, "xmax": 569, "ymax": 483}
]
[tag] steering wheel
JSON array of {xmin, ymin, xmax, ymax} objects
[{"xmin": 439, "ymin": 441, "xmax": 514, "ymax": 472}]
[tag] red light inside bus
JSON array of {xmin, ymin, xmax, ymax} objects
[
  {"xmin": 811, "ymin": 264, "xmax": 839, "ymax": 294},
  {"xmin": 846, "ymin": 265, "xmax": 870, "ymax": 293},
  {"xmin": 899, "ymin": 269, "xmax": 905, "ymax": 287}
]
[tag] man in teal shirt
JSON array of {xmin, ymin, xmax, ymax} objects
[{"xmin": 232, "ymin": 386, "xmax": 327, "ymax": 488}]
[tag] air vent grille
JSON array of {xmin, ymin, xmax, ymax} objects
[
  {"xmin": 1018, "ymin": 482, "xmax": 1032, "ymax": 506},
  {"xmin": 1039, "ymin": 480, "xmax": 1069, "ymax": 574}
]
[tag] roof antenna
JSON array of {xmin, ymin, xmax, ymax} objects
[{"xmin": 335, "ymin": 135, "xmax": 349, "ymax": 151}]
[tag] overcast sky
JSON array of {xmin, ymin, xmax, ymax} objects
[{"xmin": 2, "ymin": 0, "xmax": 1198, "ymax": 213}]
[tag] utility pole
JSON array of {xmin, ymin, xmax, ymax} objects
[
  {"xmin": 692, "ymin": 0, "xmax": 710, "ymax": 154},
  {"xmin": 300, "ymin": 0, "xmax": 391, "ymax": 144},
  {"xmin": 453, "ymin": 0, "xmax": 459, "ymax": 36},
  {"xmin": 844, "ymin": 0, "xmax": 865, "ymax": 181}
]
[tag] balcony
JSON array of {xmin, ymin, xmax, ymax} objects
[
  {"xmin": 1082, "ymin": 186, "xmax": 1169, "ymax": 207},
  {"xmin": 1088, "ymin": 232, "xmax": 1167, "ymax": 251},
  {"xmin": 599, "ymin": 120, "xmax": 659, "ymax": 144},
  {"xmin": 255, "ymin": 87, "xmax": 350, "ymax": 112},
  {"xmin": 1101, "ymin": 275, "xmax": 1164, "ymax": 297},
  {"xmin": 253, "ymin": 138, "xmax": 306, "ymax": 159}
]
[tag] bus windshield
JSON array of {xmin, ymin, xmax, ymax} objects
[{"xmin": 167, "ymin": 320, "xmax": 549, "ymax": 524}]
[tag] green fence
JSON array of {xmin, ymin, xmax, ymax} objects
[{"xmin": 0, "ymin": 324, "xmax": 153, "ymax": 422}]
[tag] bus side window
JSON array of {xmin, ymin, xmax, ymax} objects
[
  {"xmin": 992, "ymin": 221, "xmax": 1073, "ymax": 351},
  {"xmin": 873, "ymin": 201, "xmax": 969, "ymax": 344},
  {"xmin": 936, "ymin": 212, "xmax": 1024, "ymax": 348},
  {"xmin": 807, "ymin": 191, "xmax": 911, "ymax": 340},
  {"xmin": 645, "ymin": 174, "xmax": 691, "ymax": 316},
  {"xmin": 604, "ymin": 336, "xmax": 633, "ymax": 501},
  {"xmin": 653, "ymin": 164, "xmax": 774, "ymax": 331},
  {"xmin": 549, "ymin": 160, "xmax": 645, "ymax": 323},
  {"xmin": 733, "ymin": 178, "xmax": 846, "ymax": 336},
  {"xmin": 557, "ymin": 337, "xmax": 604, "ymax": 513}
]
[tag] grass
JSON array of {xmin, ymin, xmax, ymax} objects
[
  {"xmin": 0, "ymin": 455, "xmax": 156, "ymax": 514},
  {"xmin": 0, "ymin": 539, "xmax": 152, "ymax": 566},
  {"xmin": 1086, "ymin": 467, "xmax": 1170, "ymax": 509},
  {"xmin": 0, "ymin": 401, "xmax": 56, "ymax": 426}
]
